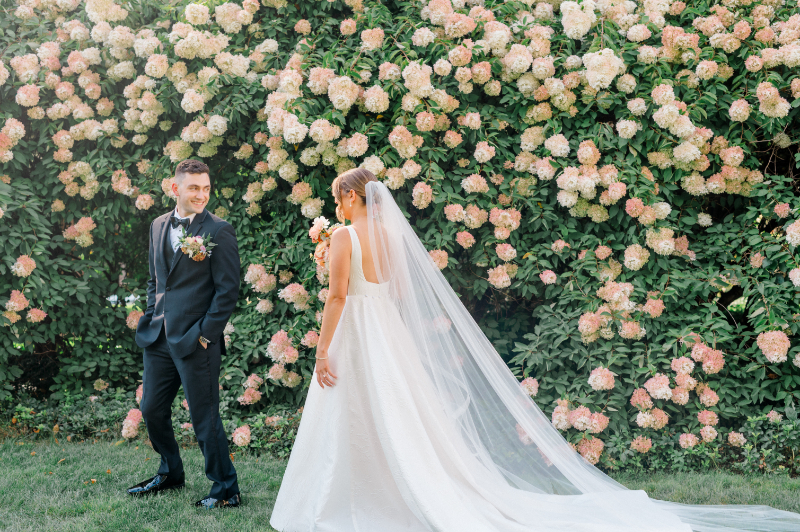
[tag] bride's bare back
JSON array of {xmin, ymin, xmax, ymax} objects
[{"xmin": 348, "ymin": 223, "xmax": 379, "ymax": 284}]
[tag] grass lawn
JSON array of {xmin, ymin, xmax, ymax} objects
[{"xmin": 2, "ymin": 439, "xmax": 799, "ymax": 531}]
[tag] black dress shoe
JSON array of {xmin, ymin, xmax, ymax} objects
[
  {"xmin": 194, "ymin": 493, "xmax": 242, "ymax": 509},
  {"xmin": 127, "ymin": 473, "xmax": 185, "ymax": 496}
]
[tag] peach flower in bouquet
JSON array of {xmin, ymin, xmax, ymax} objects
[{"xmin": 310, "ymin": 216, "xmax": 345, "ymax": 282}]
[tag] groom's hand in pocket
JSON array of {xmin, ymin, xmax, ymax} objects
[{"xmin": 199, "ymin": 337, "xmax": 208, "ymax": 349}]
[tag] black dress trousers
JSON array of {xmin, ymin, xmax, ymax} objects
[{"xmin": 140, "ymin": 325, "xmax": 239, "ymax": 500}]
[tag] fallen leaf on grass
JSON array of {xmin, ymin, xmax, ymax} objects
[
  {"xmin": 145, "ymin": 457, "xmax": 150, "ymax": 461},
  {"xmin": 30, "ymin": 452, "xmax": 36, "ymax": 456},
  {"xmin": 90, "ymin": 479, "xmax": 96, "ymax": 484},
  {"xmin": 106, "ymin": 469, "xmax": 111, "ymax": 474},
  {"xmin": 114, "ymin": 440, "xmax": 125, "ymax": 446},
  {"xmin": 58, "ymin": 458, "xmax": 66, "ymax": 464}
]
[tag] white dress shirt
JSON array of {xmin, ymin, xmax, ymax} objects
[{"xmin": 169, "ymin": 207, "xmax": 196, "ymax": 252}]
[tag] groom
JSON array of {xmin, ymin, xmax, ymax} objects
[{"xmin": 130, "ymin": 159, "xmax": 242, "ymax": 509}]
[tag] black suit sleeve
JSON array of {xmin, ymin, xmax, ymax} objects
[
  {"xmin": 144, "ymin": 219, "xmax": 156, "ymax": 316},
  {"xmin": 200, "ymin": 223, "xmax": 240, "ymax": 344}
]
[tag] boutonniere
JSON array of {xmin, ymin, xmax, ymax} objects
[{"xmin": 178, "ymin": 228, "xmax": 218, "ymax": 261}]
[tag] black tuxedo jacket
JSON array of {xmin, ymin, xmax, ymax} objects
[{"xmin": 135, "ymin": 208, "xmax": 240, "ymax": 359}]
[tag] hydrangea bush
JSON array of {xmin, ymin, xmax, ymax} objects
[{"xmin": 1, "ymin": 0, "xmax": 799, "ymax": 467}]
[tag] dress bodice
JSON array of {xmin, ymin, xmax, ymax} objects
[{"xmin": 345, "ymin": 226, "xmax": 390, "ymax": 298}]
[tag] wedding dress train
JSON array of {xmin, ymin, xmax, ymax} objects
[{"xmin": 270, "ymin": 182, "xmax": 800, "ymax": 532}]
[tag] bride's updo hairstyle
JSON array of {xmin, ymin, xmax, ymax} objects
[{"xmin": 331, "ymin": 168, "xmax": 378, "ymax": 222}]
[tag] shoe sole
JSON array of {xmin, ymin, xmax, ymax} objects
[{"xmin": 127, "ymin": 483, "xmax": 186, "ymax": 497}]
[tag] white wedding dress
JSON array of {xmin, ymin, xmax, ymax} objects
[{"xmin": 270, "ymin": 182, "xmax": 800, "ymax": 532}]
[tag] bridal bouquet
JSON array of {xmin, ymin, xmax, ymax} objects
[
  {"xmin": 309, "ymin": 216, "xmax": 343, "ymax": 284},
  {"xmin": 178, "ymin": 229, "xmax": 218, "ymax": 261}
]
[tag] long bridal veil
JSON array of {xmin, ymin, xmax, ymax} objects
[{"xmin": 363, "ymin": 180, "xmax": 800, "ymax": 532}]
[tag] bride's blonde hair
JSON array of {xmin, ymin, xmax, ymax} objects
[{"xmin": 331, "ymin": 168, "xmax": 378, "ymax": 222}]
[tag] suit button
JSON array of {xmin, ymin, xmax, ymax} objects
[{"xmin": 166, "ymin": 287, "xmax": 171, "ymax": 291}]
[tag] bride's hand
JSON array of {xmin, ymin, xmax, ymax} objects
[{"xmin": 315, "ymin": 352, "xmax": 338, "ymax": 388}]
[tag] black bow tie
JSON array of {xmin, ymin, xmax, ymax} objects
[{"xmin": 170, "ymin": 215, "xmax": 190, "ymax": 230}]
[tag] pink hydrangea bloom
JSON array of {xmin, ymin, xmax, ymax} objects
[
  {"xmin": 232, "ymin": 425, "xmax": 251, "ymax": 447},
  {"xmin": 630, "ymin": 388, "xmax": 653, "ymax": 410},
  {"xmin": 630, "ymin": 436, "xmax": 652, "ymax": 453},
  {"xmin": 301, "ymin": 330, "xmax": 319, "ymax": 348},
  {"xmin": 568, "ymin": 406, "xmax": 592, "ymax": 431},
  {"xmin": 121, "ymin": 408, "xmax": 143, "ymax": 439},
  {"xmin": 11, "ymin": 255, "xmax": 36, "ymax": 277},
  {"xmin": 495, "ymin": 243, "xmax": 517, "ymax": 262},
  {"xmin": 595, "ymin": 245, "xmax": 612, "ymax": 260},
  {"xmin": 577, "ymin": 436, "xmax": 604, "ymax": 464},
  {"xmin": 126, "ymin": 310, "xmax": 143, "ymax": 330},
  {"xmin": 412, "ymin": 182, "xmax": 433, "ymax": 209},
  {"xmin": 698, "ymin": 410, "xmax": 719, "ymax": 426},
  {"xmin": 340, "ymin": 19, "xmax": 356, "ymax": 35},
  {"xmin": 766, "ymin": 410, "xmax": 782, "ymax": 423},
  {"xmin": 5, "ymin": 290, "xmax": 29, "ymax": 312},
  {"xmin": 444, "ymin": 204, "xmax": 465, "ymax": 222},
  {"xmin": 551, "ymin": 400, "xmax": 571, "ymax": 430},
  {"xmin": 671, "ymin": 387, "xmax": 689, "ymax": 405},
  {"xmin": 700, "ymin": 386, "xmax": 719, "ymax": 407},
  {"xmin": 671, "ymin": 356, "xmax": 694, "ymax": 374},
  {"xmin": 700, "ymin": 425, "xmax": 717, "ymax": 442},
  {"xmin": 539, "ymin": 270, "xmax": 557, "ymax": 285},
  {"xmin": 268, "ymin": 363, "xmax": 286, "ymax": 381},
  {"xmin": 756, "ymin": 331, "xmax": 790, "ymax": 364},
  {"xmin": 774, "ymin": 203, "xmax": 790, "ymax": 218},
  {"xmin": 588, "ymin": 367, "xmax": 615, "ymax": 391},
  {"xmin": 473, "ymin": 141, "xmax": 495, "ymax": 163},
  {"xmin": 461, "ymin": 173, "xmax": 489, "ymax": 194},
  {"xmin": 277, "ymin": 283, "xmax": 310, "ymax": 311},
  {"xmin": 728, "ymin": 431, "xmax": 746, "ymax": 447},
  {"xmin": 644, "ymin": 373, "xmax": 672, "ymax": 399},
  {"xmin": 520, "ymin": 377, "xmax": 539, "ymax": 397},
  {"xmin": 281, "ymin": 371, "xmax": 302, "ymax": 387},
  {"xmin": 238, "ymin": 387, "xmax": 262, "ymax": 405},
  {"xmin": 245, "ymin": 374, "xmax": 264, "ymax": 389},
  {"xmin": 589, "ymin": 412, "xmax": 609, "ymax": 433},
  {"xmin": 679, "ymin": 433, "xmax": 699, "ymax": 448},
  {"xmin": 675, "ymin": 373, "xmax": 697, "ymax": 390},
  {"xmin": 487, "ymin": 265, "xmax": 510, "ymax": 289},
  {"xmin": 456, "ymin": 231, "xmax": 475, "ymax": 249}
]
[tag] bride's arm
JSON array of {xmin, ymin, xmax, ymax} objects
[{"xmin": 314, "ymin": 227, "xmax": 351, "ymax": 387}]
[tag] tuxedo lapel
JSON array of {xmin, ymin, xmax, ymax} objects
[
  {"xmin": 158, "ymin": 212, "xmax": 171, "ymax": 277},
  {"xmin": 168, "ymin": 209, "xmax": 209, "ymax": 276}
]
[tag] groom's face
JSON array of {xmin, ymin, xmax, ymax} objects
[{"xmin": 173, "ymin": 172, "xmax": 211, "ymax": 215}]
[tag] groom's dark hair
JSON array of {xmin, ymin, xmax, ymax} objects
[{"xmin": 175, "ymin": 159, "xmax": 210, "ymax": 184}]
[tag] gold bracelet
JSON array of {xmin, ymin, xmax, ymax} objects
[{"xmin": 315, "ymin": 356, "xmax": 328, "ymax": 360}]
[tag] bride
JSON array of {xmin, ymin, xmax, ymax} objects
[{"xmin": 270, "ymin": 168, "xmax": 800, "ymax": 532}]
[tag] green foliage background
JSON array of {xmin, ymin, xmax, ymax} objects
[{"xmin": 1, "ymin": 0, "xmax": 799, "ymax": 463}]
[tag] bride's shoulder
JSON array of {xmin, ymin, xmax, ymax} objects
[{"xmin": 330, "ymin": 225, "xmax": 351, "ymax": 247}]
